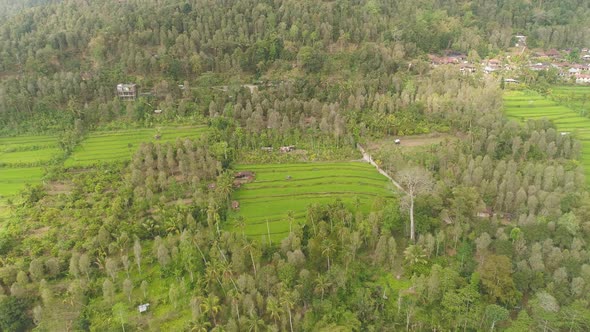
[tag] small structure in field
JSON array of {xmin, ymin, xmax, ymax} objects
[
  {"xmin": 231, "ymin": 201, "xmax": 240, "ymax": 210},
  {"xmin": 280, "ymin": 145, "xmax": 296, "ymax": 153},
  {"xmin": 138, "ymin": 303, "xmax": 150, "ymax": 313},
  {"xmin": 154, "ymin": 109, "xmax": 163, "ymax": 114},
  {"xmin": 235, "ymin": 171, "xmax": 255, "ymax": 179},
  {"xmin": 394, "ymin": 139, "xmax": 401, "ymax": 145},
  {"xmin": 154, "ymin": 134, "xmax": 161, "ymax": 140},
  {"xmin": 117, "ymin": 83, "xmax": 137, "ymax": 101},
  {"xmin": 234, "ymin": 171, "xmax": 256, "ymax": 187},
  {"xmin": 208, "ymin": 183, "xmax": 216, "ymax": 190},
  {"xmin": 261, "ymin": 147, "xmax": 273, "ymax": 152}
]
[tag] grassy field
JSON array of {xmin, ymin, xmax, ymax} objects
[
  {"xmin": 504, "ymin": 89, "xmax": 590, "ymax": 183},
  {"xmin": 229, "ymin": 162, "xmax": 396, "ymax": 240},
  {"xmin": 65, "ymin": 126, "xmax": 208, "ymax": 167}
]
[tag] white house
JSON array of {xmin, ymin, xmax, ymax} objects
[{"xmin": 569, "ymin": 68, "xmax": 581, "ymax": 76}]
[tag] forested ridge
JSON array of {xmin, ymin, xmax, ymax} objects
[
  {"xmin": 2, "ymin": 0, "xmax": 590, "ymax": 133},
  {"xmin": 2, "ymin": 0, "xmax": 590, "ymax": 331}
]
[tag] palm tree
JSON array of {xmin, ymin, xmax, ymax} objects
[
  {"xmin": 403, "ymin": 244, "xmax": 427, "ymax": 266},
  {"xmin": 321, "ymin": 240, "xmax": 336, "ymax": 271},
  {"xmin": 200, "ymin": 294, "xmax": 221, "ymax": 326},
  {"xmin": 243, "ymin": 242, "xmax": 258, "ymax": 278},
  {"xmin": 215, "ymin": 171, "xmax": 234, "ymax": 205},
  {"xmin": 204, "ymin": 262, "xmax": 223, "ymax": 292},
  {"xmin": 266, "ymin": 296, "xmax": 283, "ymax": 326},
  {"xmin": 314, "ymin": 274, "xmax": 332, "ymax": 301},
  {"xmin": 246, "ymin": 310, "xmax": 265, "ymax": 332},
  {"xmin": 287, "ymin": 210, "xmax": 295, "ymax": 235},
  {"xmin": 227, "ymin": 288, "xmax": 242, "ymax": 321},
  {"xmin": 235, "ymin": 215, "xmax": 247, "ymax": 239},
  {"xmin": 280, "ymin": 288, "xmax": 296, "ymax": 332},
  {"xmin": 190, "ymin": 319, "xmax": 211, "ymax": 332},
  {"xmin": 216, "ymin": 259, "xmax": 238, "ymax": 292}
]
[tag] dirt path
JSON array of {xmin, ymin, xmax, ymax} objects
[{"xmin": 357, "ymin": 144, "xmax": 405, "ymax": 193}]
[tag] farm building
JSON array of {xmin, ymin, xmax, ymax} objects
[{"xmin": 117, "ymin": 83, "xmax": 137, "ymax": 101}]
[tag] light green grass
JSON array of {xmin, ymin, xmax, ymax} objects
[
  {"xmin": 229, "ymin": 162, "xmax": 396, "ymax": 240},
  {"xmin": 65, "ymin": 126, "xmax": 208, "ymax": 167},
  {"xmin": 0, "ymin": 148, "xmax": 61, "ymax": 165},
  {"xmin": 504, "ymin": 90, "xmax": 590, "ymax": 185}
]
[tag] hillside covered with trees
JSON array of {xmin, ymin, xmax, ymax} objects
[{"xmin": 2, "ymin": 0, "xmax": 590, "ymax": 331}]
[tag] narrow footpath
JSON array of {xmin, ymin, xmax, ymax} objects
[{"xmin": 357, "ymin": 144, "xmax": 406, "ymax": 193}]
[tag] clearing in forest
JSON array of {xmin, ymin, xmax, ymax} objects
[
  {"xmin": 229, "ymin": 162, "xmax": 396, "ymax": 240},
  {"xmin": 65, "ymin": 126, "xmax": 208, "ymax": 167},
  {"xmin": 503, "ymin": 89, "xmax": 590, "ymax": 183}
]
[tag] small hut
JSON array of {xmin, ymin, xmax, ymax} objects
[
  {"xmin": 231, "ymin": 201, "xmax": 240, "ymax": 210},
  {"xmin": 279, "ymin": 145, "xmax": 296, "ymax": 153}
]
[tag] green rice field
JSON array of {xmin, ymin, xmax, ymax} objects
[
  {"xmin": 229, "ymin": 162, "xmax": 396, "ymax": 240},
  {"xmin": 0, "ymin": 135, "xmax": 59, "ymax": 205},
  {"xmin": 0, "ymin": 135, "xmax": 60, "ymax": 166},
  {"xmin": 65, "ymin": 126, "xmax": 208, "ymax": 167},
  {"xmin": 504, "ymin": 89, "xmax": 590, "ymax": 183},
  {"xmin": 550, "ymin": 86, "xmax": 590, "ymax": 114}
]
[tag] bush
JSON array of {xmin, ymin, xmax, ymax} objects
[{"xmin": 0, "ymin": 296, "xmax": 32, "ymax": 332}]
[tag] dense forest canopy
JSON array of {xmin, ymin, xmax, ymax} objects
[
  {"xmin": 2, "ymin": 0, "xmax": 590, "ymax": 331},
  {"xmin": 1, "ymin": 0, "xmax": 590, "ymax": 133}
]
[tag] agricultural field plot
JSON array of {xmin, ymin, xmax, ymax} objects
[
  {"xmin": 0, "ymin": 135, "xmax": 60, "ymax": 166},
  {"xmin": 0, "ymin": 135, "xmax": 59, "ymax": 217},
  {"xmin": 229, "ymin": 162, "xmax": 396, "ymax": 240},
  {"xmin": 550, "ymin": 86, "xmax": 590, "ymax": 111},
  {"xmin": 0, "ymin": 167, "xmax": 45, "ymax": 197},
  {"xmin": 65, "ymin": 126, "xmax": 208, "ymax": 167},
  {"xmin": 504, "ymin": 90, "xmax": 590, "ymax": 184},
  {"xmin": 0, "ymin": 135, "xmax": 58, "ymax": 152}
]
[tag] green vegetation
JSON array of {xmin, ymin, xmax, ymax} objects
[
  {"xmin": 550, "ymin": 86, "xmax": 590, "ymax": 116},
  {"xmin": 3, "ymin": 0, "xmax": 590, "ymax": 330},
  {"xmin": 504, "ymin": 90, "xmax": 590, "ymax": 183},
  {"xmin": 230, "ymin": 162, "xmax": 396, "ymax": 239},
  {"xmin": 65, "ymin": 126, "xmax": 208, "ymax": 167},
  {"xmin": 0, "ymin": 135, "xmax": 59, "ymax": 216}
]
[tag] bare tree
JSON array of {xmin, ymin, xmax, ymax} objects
[{"xmin": 397, "ymin": 167, "xmax": 433, "ymax": 242}]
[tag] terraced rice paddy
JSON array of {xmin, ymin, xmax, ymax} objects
[
  {"xmin": 65, "ymin": 126, "xmax": 208, "ymax": 167},
  {"xmin": 0, "ymin": 135, "xmax": 59, "ymax": 217},
  {"xmin": 504, "ymin": 90, "xmax": 590, "ymax": 183},
  {"xmin": 550, "ymin": 86, "xmax": 590, "ymax": 113},
  {"xmin": 0, "ymin": 135, "xmax": 58, "ymax": 194},
  {"xmin": 229, "ymin": 162, "xmax": 396, "ymax": 240}
]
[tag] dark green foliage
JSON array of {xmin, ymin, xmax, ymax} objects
[{"xmin": 0, "ymin": 297, "xmax": 32, "ymax": 332}]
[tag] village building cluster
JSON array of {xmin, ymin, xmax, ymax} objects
[{"xmin": 428, "ymin": 35, "xmax": 590, "ymax": 85}]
